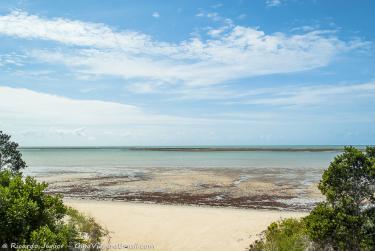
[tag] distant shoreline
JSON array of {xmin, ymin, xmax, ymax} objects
[{"xmin": 126, "ymin": 147, "xmax": 345, "ymax": 152}]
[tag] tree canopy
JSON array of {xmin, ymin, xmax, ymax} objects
[
  {"xmin": 0, "ymin": 131, "xmax": 26, "ymax": 173},
  {"xmin": 305, "ymin": 146, "xmax": 375, "ymax": 250}
]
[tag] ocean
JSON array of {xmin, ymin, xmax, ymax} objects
[{"xmin": 21, "ymin": 145, "xmax": 348, "ymax": 176}]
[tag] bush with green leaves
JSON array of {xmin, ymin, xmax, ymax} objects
[
  {"xmin": 0, "ymin": 131, "xmax": 108, "ymax": 249},
  {"xmin": 249, "ymin": 146, "xmax": 375, "ymax": 251},
  {"xmin": 0, "ymin": 170, "xmax": 109, "ymax": 249},
  {"xmin": 304, "ymin": 146, "xmax": 375, "ymax": 251},
  {"xmin": 247, "ymin": 218, "xmax": 309, "ymax": 251}
]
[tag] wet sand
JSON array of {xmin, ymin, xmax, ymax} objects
[{"xmin": 40, "ymin": 168, "xmax": 323, "ymax": 210}]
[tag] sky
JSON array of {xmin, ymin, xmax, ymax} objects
[{"xmin": 0, "ymin": 0, "xmax": 374, "ymax": 146}]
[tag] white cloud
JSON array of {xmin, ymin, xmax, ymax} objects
[
  {"xmin": 195, "ymin": 11, "xmax": 205, "ymax": 17},
  {"xmin": 0, "ymin": 86, "xmax": 225, "ymax": 145},
  {"xmin": 205, "ymin": 12, "xmax": 221, "ymax": 21},
  {"xmin": 211, "ymin": 3, "xmax": 223, "ymax": 9},
  {"xmin": 126, "ymin": 81, "xmax": 165, "ymax": 94},
  {"xmin": 241, "ymin": 82, "xmax": 375, "ymax": 106},
  {"xmin": 125, "ymin": 77, "xmax": 375, "ymax": 109},
  {"xmin": 0, "ymin": 11, "xmax": 369, "ymax": 88},
  {"xmin": 0, "ymin": 86, "xmax": 209, "ymax": 126},
  {"xmin": 19, "ymin": 128, "xmax": 88, "ymax": 138},
  {"xmin": 53, "ymin": 127, "xmax": 87, "ymax": 137},
  {"xmin": 237, "ymin": 14, "xmax": 246, "ymax": 20},
  {"xmin": 152, "ymin": 12, "xmax": 160, "ymax": 18},
  {"xmin": 0, "ymin": 85, "xmax": 374, "ymax": 145},
  {"xmin": 0, "ymin": 11, "xmax": 152, "ymax": 51},
  {"xmin": 0, "ymin": 53, "xmax": 25, "ymax": 66},
  {"xmin": 266, "ymin": 0, "xmax": 282, "ymax": 7},
  {"xmin": 0, "ymin": 86, "xmax": 309, "ymax": 146},
  {"xmin": 207, "ymin": 27, "xmax": 227, "ymax": 37}
]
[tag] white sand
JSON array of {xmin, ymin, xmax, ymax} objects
[{"xmin": 66, "ymin": 200, "xmax": 307, "ymax": 251}]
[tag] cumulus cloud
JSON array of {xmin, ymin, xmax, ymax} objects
[
  {"xmin": 0, "ymin": 11, "xmax": 367, "ymax": 88},
  {"xmin": 152, "ymin": 12, "xmax": 160, "ymax": 18}
]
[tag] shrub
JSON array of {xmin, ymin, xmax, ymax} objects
[
  {"xmin": 65, "ymin": 207, "xmax": 109, "ymax": 245},
  {"xmin": 249, "ymin": 146, "xmax": 375, "ymax": 251},
  {"xmin": 248, "ymin": 218, "xmax": 309, "ymax": 251},
  {"xmin": 0, "ymin": 170, "xmax": 109, "ymax": 249},
  {"xmin": 0, "ymin": 130, "xmax": 109, "ymax": 249}
]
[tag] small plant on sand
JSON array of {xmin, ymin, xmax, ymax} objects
[
  {"xmin": 0, "ymin": 131, "xmax": 109, "ymax": 249},
  {"xmin": 248, "ymin": 218, "xmax": 309, "ymax": 251}
]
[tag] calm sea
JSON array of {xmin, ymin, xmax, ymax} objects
[{"xmin": 20, "ymin": 146, "xmax": 356, "ymax": 178}]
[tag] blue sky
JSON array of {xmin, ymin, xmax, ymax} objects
[{"xmin": 0, "ymin": 0, "xmax": 374, "ymax": 146}]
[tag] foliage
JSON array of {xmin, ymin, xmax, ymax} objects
[
  {"xmin": 0, "ymin": 170, "xmax": 109, "ymax": 249},
  {"xmin": 248, "ymin": 146, "xmax": 375, "ymax": 251},
  {"xmin": 0, "ymin": 170, "xmax": 65, "ymax": 244},
  {"xmin": 0, "ymin": 131, "xmax": 26, "ymax": 173},
  {"xmin": 248, "ymin": 218, "xmax": 310, "ymax": 251},
  {"xmin": 304, "ymin": 146, "xmax": 375, "ymax": 251},
  {"xmin": 66, "ymin": 206, "xmax": 110, "ymax": 245},
  {"xmin": 0, "ymin": 130, "xmax": 109, "ymax": 250}
]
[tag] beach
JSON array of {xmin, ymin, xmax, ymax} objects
[
  {"xmin": 66, "ymin": 199, "xmax": 307, "ymax": 251},
  {"xmin": 22, "ymin": 147, "xmax": 332, "ymax": 210},
  {"xmin": 1, "ymin": 2, "xmax": 372, "ymax": 250},
  {"xmin": 22, "ymin": 147, "xmax": 328, "ymax": 249},
  {"xmin": 38, "ymin": 168, "xmax": 323, "ymax": 211}
]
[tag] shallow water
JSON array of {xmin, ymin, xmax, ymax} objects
[{"xmin": 21, "ymin": 146, "xmax": 342, "ymax": 176}]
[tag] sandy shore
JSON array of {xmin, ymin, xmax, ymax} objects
[{"xmin": 66, "ymin": 199, "xmax": 307, "ymax": 251}]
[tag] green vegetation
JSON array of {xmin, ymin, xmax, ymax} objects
[
  {"xmin": 305, "ymin": 146, "xmax": 375, "ymax": 250},
  {"xmin": 248, "ymin": 218, "xmax": 309, "ymax": 251},
  {"xmin": 248, "ymin": 146, "xmax": 375, "ymax": 251},
  {"xmin": 0, "ymin": 131, "xmax": 26, "ymax": 173},
  {"xmin": 0, "ymin": 131, "xmax": 109, "ymax": 249}
]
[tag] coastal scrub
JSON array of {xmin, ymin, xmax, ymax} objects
[
  {"xmin": 0, "ymin": 131, "xmax": 109, "ymax": 249},
  {"xmin": 249, "ymin": 146, "xmax": 375, "ymax": 251}
]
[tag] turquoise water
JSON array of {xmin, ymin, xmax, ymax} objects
[{"xmin": 20, "ymin": 146, "xmax": 345, "ymax": 177}]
